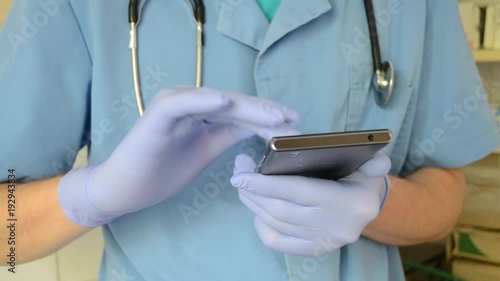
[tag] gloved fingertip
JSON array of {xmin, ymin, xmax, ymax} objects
[
  {"xmin": 358, "ymin": 153, "xmax": 391, "ymax": 177},
  {"xmin": 256, "ymin": 127, "xmax": 301, "ymax": 143},
  {"xmin": 195, "ymin": 88, "xmax": 232, "ymax": 110},
  {"xmin": 274, "ymin": 126, "xmax": 301, "ymax": 137},
  {"xmin": 284, "ymin": 109, "xmax": 300, "ymax": 126},
  {"xmin": 270, "ymin": 107, "xmax": 300, "ymax": 128},
  {"xmin": 217, "ymin": 94, "xmax": 232, "ymax": 108},
  {"xmin": 197, "ymin": 94, "xmax": 232, "ymax": 114},
  {"xmin": 271, "ymin": 117, "xmax": 287, "ymax": 127},
  {"xmin": 234, "ymin": 154, "xmax": 257, "ymax": 174},
  {"xmin": 377, "ymin": 153, "xmax": 392, "ymax": 174},
  {"xmin": 256, "ymin": 128, "xmax": 274, "ymax": 142},
  {"xmin": 230, "ymin": 175, "xmax": 243, "ymax": 188},
  {"xmin": 230, "ymin": 175, "xmax": 251, "ymax": 190}
]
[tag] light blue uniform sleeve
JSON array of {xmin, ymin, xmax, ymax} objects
[
  {"xmin": 403, "ymin": 0, "xmax": 500, "ymax": 173},
  {"xmin": 0, "ymin": 0, "xmax": 91, "ymax": 182}
]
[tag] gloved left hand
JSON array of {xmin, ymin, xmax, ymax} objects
[{"xmin": 230, "ymin": 153, "xmax": 391, "ymax": 257}]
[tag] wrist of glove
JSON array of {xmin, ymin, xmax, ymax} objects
[
  {"xmin": 58, "ymin": 165, "xmax": 118, "ymax": 228},
  {"xmin": 230, "ymin": 152, "xmax": 391, "ymax": 257}
]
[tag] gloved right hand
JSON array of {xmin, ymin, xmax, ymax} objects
[{"xmin": 58, "ymin": 87, "xmax": 300, "ymax": 228}]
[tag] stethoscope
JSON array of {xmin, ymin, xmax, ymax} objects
[{"xmin": 129, "ymin": 0, "xmax": 395, "ymax": 117}]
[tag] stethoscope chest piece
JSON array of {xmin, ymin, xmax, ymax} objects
[{"xmin": 371, "ymin": 61, "xmax": 395, "ymax": 107}]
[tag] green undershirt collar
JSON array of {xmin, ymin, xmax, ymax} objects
[{"xmin": 256, "ymin": 0, "xmax": 282, "ymax": 21}]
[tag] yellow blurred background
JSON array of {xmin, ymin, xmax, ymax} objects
[{"xmin": 0, "ymin": 0, "xmax": 13, "ymax": 27}]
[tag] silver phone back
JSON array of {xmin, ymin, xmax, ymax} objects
[{"xmin": 257, "ymin": 130, "xmax": 391, "ymax": 179}]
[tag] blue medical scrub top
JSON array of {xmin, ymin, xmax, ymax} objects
[{"xmin": 1, "ymin": 0, "xmax": 499, "ymax": 280}]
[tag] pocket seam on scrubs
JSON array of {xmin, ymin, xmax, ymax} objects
[{"xmin": 346, "ymin": 64, "xmax": 415, "ymax": 174}]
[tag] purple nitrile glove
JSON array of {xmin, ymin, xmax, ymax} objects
[
  {"xmin": 58, "ymin": 86, "xmax": 300, "ymax": 228},
  {"xmin": 230, "ymin": 152, "xmax": 391, "ymax": 257}
]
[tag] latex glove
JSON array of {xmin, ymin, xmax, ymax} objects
[
  {"xmin": 58, "ymin": 87, "xmax": 300, "ymax": 228},
  {"xmin": 230, "ymin": 153, "xmax": 391, "ymax": 257}
]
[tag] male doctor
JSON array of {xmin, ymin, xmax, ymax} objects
[{"xmin": 1, "ymin": 0, "xmax": 499, "ymax": 280}]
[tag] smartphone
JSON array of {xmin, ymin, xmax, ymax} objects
[{"xmin": 256, "ymin": 129, "xmax": 392, "ymax": 180}]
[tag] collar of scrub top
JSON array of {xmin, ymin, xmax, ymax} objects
[{"xmin": 128, "ymin": 0, "xmax": 394, "ymax": 117}]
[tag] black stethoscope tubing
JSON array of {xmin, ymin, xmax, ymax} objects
[
  {"xmin": 128, "ymin": 0, "xmax": 395, "ymax": 116},
  {"xmin": 363, "ymin": 0, "xmax": 382, "ymax": 73}
]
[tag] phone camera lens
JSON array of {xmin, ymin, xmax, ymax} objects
[{"xmin": 368, "ymin": 135, "xmax": 374, "ymax": 141}]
